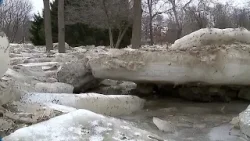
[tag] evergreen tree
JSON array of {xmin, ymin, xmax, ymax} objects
[{"xmin": 29, "ymin": 13, "xmax": 45, "ymax": 45}]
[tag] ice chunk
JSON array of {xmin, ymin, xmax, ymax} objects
[
  {"xmin": 153, "ymin": 117, "xmax": 176, "ymax": 133},
  {"xmin": 20, "ymin": 93, "xmax": 145, "ymax": 116},
  {"xmin": 3, "ymin": 110, "xmax": 163, "ymax": 141}
]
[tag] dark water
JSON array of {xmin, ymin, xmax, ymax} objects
[{"xmin": 119, "ymin": 98, "xmax": 249, "ymax": 141}]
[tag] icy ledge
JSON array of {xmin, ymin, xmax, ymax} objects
[{"xmin": 3, "ymin": 109, "xmax": 164, "ymax": 141}]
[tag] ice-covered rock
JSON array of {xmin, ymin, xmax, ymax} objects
[
  {"xmin": 57, "ymin": 58, "xmax": 100, "ymax": 93},
  {"xmin": 20, "ymin": 93, "xmax": 145, "ymax": 116},
  {"xmin": 0, "ymin": 32, "xmax": 10, "ymax": 78},
  {"xmin": 35, "ymin": 82, "xmax": 74, "ymax": 93},
  {"xmin": 3, "ymin": 109, "xmax": 163, "ymax": 141}
]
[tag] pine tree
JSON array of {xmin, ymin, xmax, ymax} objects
[{"xmin": 29, "ymin": 13, "xmax": 45, "ymax": 45}]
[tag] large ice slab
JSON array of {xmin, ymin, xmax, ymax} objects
[
  {"xmin": 3, "ymin": 109, "xmax": 163, "ymax": 141},
  {"xmin": 90, "ymin": 28, "xmax": 250, "ymax": 85}
]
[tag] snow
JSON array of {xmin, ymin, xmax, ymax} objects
[
  {"xmin": 20, "ymin": 93, "xmax": 145, "ymax": 116},
  {"xmin": 0, "ymin": 32, "xmax": 10, "ymax": 78},
  {"xmin": 3, "ymin": 109, "xmax": 162, "ymax": 141},
  {"xmin": 170, "ymin": 28, "xmax": 250, "ymax": 50}
]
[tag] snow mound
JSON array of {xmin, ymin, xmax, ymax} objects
[
  {"xmin": 20, "ymin": 93, "xmax": 145, "ymax": 116},
  {"xmin": 0, "ymin": 32, "xmax": 10, "ymax": 78},
  {"xmin": 3, "ymin": 109, "xmax": 163, "ymax": 141},
  {"xmin": 170, "ymin": 28, "xmax": 250, "ymax": 51}
]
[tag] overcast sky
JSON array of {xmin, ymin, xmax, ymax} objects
[
  {"xmin": 30, "ymin": 0, "xmax": 54, "ymax": 14},
  {"xmin": 30, "ymin": 0, "xmax": 248, "ymax": 14}
]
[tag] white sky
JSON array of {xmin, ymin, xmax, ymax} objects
[
  {"xmin": 30, "ymin": 0, "xmax": 248, "ymax": 14},
  {"xmin": 30, "ymin": 0, "xmax": 54, "ymax": 14}
]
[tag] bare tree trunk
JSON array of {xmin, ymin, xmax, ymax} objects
[
  {"xmin": 171, "ymin": 0, "xmax": 182, "ymax": 39},
  {"xmin": 108, "ymin": 27, "xmax": 114, "ymax": 48},
  {"xmin": 131, "ymin": 0, "xmax": 142, "ymax": 49},
  {"xmin": 11, "ymin": 14, "xmax": 20, "ymax": 42},
  {"xmin": 115, "ymin": 25, "xmax": 130, "ymax": 48},
  {"xmin": 176, "ymin": 28, "xmax": 182, "ymax": 39},
  {"xmin": 147, "ymin": 0, "xmax": 154, "ymax": 45},
  {"xmin": 43, "ymin": 0, "xmax": 53, "ymax": 52},
  {"xmin": 58, "ymin": 0, "xmax": 65, "ymax": 53}
]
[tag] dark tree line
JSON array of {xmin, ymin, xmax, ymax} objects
[{"xmin": 30, "ymin": 0, "xmax": 132, "ymax": 48}]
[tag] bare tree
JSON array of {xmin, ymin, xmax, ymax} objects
[
  {"xmin": 131, "ymin": 0, "xmax": 142, "ymax": 49},
  {"xmin": 153, "ymin": 15, "xmax": 167, "ymax": 44},
  {"xmin": 212, "ymin": 3, "xmax": 233, "ymax": 29},
  {"xmin": 143, "ymin": 0, "xmax": 169, "ymax": 45},
  {"xmin": 58, "ymin": 0, "xmax": 65, "ymax": 53},
  {"xmin": 43, "ymin": 0, "xmax": 53, "ymax": 51},
  {"xmin": 167, "ymin": 0, "xmax": 193, "ymax": 39},
  {"xmin": 184, "ymin": 0, "xmax": 211, "ymax": 29},
  {"xmin": 66, "ymin": 0, "xmax": 132, "ymax": 48},
  {"xmin": 0, "ymin": 0, "xmax": 32, "ymax": 43},
  {"xmin": 232, "ymin": 8, "xmax": 250, "ymax": 29}
]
